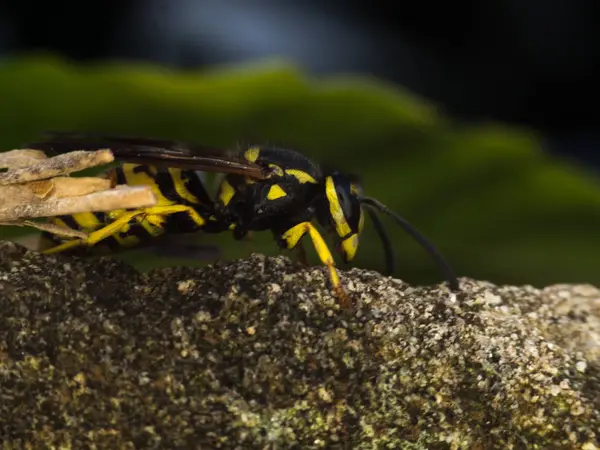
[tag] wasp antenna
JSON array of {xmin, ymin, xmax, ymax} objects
[
  {"xmin": 359, "ymin": 197, "xmax": 460, "ymax": 291},
  {"xmin": 365, "ymin": 207, "xmax": 396, "ymax": 275}
]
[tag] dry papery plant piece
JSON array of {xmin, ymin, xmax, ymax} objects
[{"xmin": 0, "ymin": 148, "xmax": 157, "ymax": 238}]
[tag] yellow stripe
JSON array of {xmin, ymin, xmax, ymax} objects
[
  {"xmin": 219, "ymin": 179, "xmax": 235, "ymax": 206},
  {"xmin": 56, "ymin": 211, "xmax": 104, "ymax": 234},
  {"xmin": 285, "ymin": 169, "xmax": 317, "ymax": 184},
  {"xmin": 281, "ymin": 221, "xmax": 340, "ymax": 289},
  {"xmin": 244, "ymin": 147, "xmax": 260, "ymax": 162},
  {"xmin": 325, "ymin": 176, "xmax": 351, "ymax": 237},
  {"xmin": 169, "ymin": 168, "xmax": 201, "ymax": 205},
  {"xmin": 267, "ymin": 184, "xmax": 287, "ymax": 200},
  {"xmin": 269, "ymin": 164, "xmax": 284, "ymax": 176},
  {"xmin": 122, "ymin": 164, "xmax": 173, "ymax": 205}
]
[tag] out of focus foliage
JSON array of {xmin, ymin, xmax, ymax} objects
[{"xmin": 1, "ymin": 55, "xmax": 599, "ymax": 287}]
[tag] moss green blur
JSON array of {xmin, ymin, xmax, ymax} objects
[{"xmin": 1, "ymin": 55, "xmax": 599, "ymax": 287}]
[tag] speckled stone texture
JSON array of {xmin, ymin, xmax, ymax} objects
[{"xmin": 0, "ymin": 241, "xmax": 598, "ymax": 449}]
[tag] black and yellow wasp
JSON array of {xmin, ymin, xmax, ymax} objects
[{"xmin": 25, "ymin": 132, "xmax": 460, "ymax": 301}]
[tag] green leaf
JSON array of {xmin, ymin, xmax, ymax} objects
[{"xmin": 1, "ymin": 55, "xmax": 599, "ymax": 287}]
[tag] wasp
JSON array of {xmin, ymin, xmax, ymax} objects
[{"xmin": 25, "ymin": 132, "xmax": 460, "ymax": 302}]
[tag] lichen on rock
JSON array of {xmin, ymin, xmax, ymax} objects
[{"xmin": 0, "ymin": 241, "xmax": 598, "ymax": 449}]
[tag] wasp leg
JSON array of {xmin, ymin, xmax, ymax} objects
[
  {"xmin": 280, "ymin": 222, "xmax": 349, "ymax": 306},
  {"xmin": 43, "ymin": 204, "xmax": 208, "ymax": 254},
  {"xmin": 42, "ymin": 210, "xmax": 147, "ymax": 254}
]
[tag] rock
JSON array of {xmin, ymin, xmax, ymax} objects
[{"xmin": 0, "ymin": 241, "xmax": 598, "ymax": 449}]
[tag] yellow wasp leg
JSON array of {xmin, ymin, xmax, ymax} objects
[
  {"xmin": 281, "ymin": 222, "xmax": 348, "ymax": 305},
  {"xmin": 43, "ymin": 204, "xmax": 207, "ymax": 255},
  {"xmin": 42, "ymin": 210, "xmax": 146, "ymax": 254}
]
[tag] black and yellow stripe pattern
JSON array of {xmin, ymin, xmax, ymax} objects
[
  {"xmin": 28, "ymin": 134, "xmax": 460, "ymax": 303},
  {"xmin": 214, "ymin": 145, "xmax": 354, "ymax": 301},
  {"xmin": 41, "ymin": 163, "xmax": 218, "ymax": 254}
]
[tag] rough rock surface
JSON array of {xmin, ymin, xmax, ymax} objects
[{"xmin": 0, "ymin": 241, "xmax": 598, "ymax": 449}]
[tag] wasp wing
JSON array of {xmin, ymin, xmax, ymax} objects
[{"xmin": 25, "ymin": 132, "xmax": 270, "ymax": 179}]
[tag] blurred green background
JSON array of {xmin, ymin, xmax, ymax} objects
[{"xmin": 1, "ymin": 55, "xmax": 599, "ymax": 288}]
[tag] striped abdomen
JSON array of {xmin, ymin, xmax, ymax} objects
[{"xmin": 40, "ymin": 163, "xmax": 215, "ymax": 253}]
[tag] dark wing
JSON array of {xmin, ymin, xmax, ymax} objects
[{"xmin": 25, "ymin": 131, "xmax": 271, "ymax": 179}]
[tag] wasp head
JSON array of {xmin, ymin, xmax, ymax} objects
[
  {"xmin": 313, "ymin": 168, "xmax": 460, "ymax": 293},
  {"xmin": 316, "ymin": 172, "xmax": 365, "ymax": 263}
]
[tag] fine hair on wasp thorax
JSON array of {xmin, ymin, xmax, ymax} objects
[{"xmin": 22, "ymin": 132, "xmax": 461, "ymax": 304}]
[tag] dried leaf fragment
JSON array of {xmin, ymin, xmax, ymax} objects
[
  {"xmin": 0, "ymin": 149, "xmax": 114, "ymax": 185},
  {"xmin": 0, "ymin": 186, "xmax": 157, "ymax": 222},
  {"xmin": 0, "ymin": 146, "xmax": 158, "ymax": 238},
  {"xmin": 0, "ymin": 149, "xmax": 48, "ymax": 169}
]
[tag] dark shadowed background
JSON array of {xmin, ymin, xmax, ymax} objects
[{"xmin": 0, "ymin": 0, "xmax": 598, "ymax": 288}]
